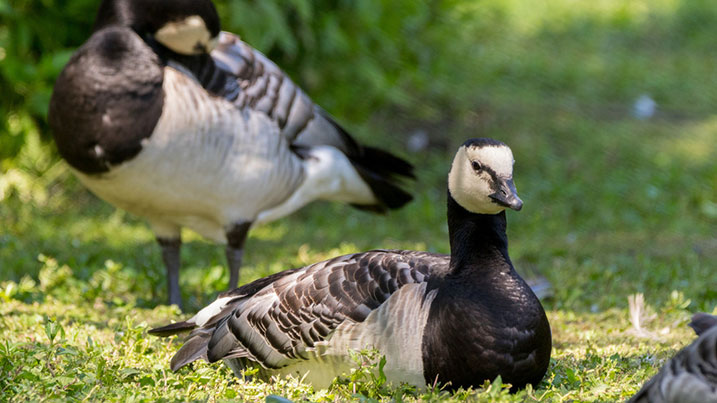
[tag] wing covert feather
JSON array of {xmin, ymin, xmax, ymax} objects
[
  {"xmin": 210, "ymin": 32, "xmax": 318, "ymax": 143},
  {"xmin": 205, "ymin": 250, "xmax": 447, "ymax": 369}
]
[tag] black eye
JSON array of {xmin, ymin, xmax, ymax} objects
[{"xmin": 471, "ymin": 161, "xmax": 482, "ymax": 171}]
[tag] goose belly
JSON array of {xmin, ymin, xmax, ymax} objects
[{"xmin": 76, "ymin": 67, "xmax": 304, "ymax": 241}]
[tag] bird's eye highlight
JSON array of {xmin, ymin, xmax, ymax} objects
[{"xmin": 471, "ymin": 160, "xmax": 482, "ymax": 171}]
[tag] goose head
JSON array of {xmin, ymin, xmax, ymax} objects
[
  {"xmin": 93, "ymin": 0, "xmax": 221, "ymax": 55},
  {"xmin": 448, "ymin": 138, "xmax": 523, "ymax": 215}
]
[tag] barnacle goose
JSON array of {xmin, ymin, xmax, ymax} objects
[
  {"xmin": 48, "ymin": 0, "xmax": 414, "ymax": 308},
  {"xmin": 629, "ymin": 312, "xmax": 717, "ymax": 403},
  {"xmin": 150, "ymin": 138, "xmax": 552, "ymax": 391}
]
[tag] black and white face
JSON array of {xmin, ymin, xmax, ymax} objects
[
  {"xmin": 94, "ymin": 0, "xmax": 221, "ymax": 55},
  {"xmin": 448, "ymin": 139, "xmax": 523, "ymax": 214}
]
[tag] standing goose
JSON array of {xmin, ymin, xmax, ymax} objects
[
  {"xmin": 48, "ymin": 0, "xmax": 414, "ymax": 307},
  {"xmin": 629, "ymin": 313, "xmax": 717, "ymax": 403},
  {"xmin": 150, "ymin": 138, "xmax": 552, "ymax": 391}
]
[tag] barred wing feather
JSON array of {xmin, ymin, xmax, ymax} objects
[{"xmin": 151, "ymin": 250, "xmax": 448, "ymax": 372}]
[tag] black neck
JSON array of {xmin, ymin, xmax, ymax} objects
[
  {"xmin": 146, "ymin": 37, "xmax": 237, "ymax": 99},
  {"xmin": 446, "ymin": 192, "xmax": 511, "ymax": 273}
]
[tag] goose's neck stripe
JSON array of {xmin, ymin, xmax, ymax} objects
[{"xmin": 446, "ymin": 193, "xmax": 510, "ymax": 272}]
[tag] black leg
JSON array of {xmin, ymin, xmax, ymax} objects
[
  {"xmin": 157, "ymin": 237, "xmax": 182, "ymax": 308},
  {"xmin": 225, "ymin": 221, "xmax": 252, "ymax": 290}
]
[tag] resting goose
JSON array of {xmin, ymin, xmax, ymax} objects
[
  {"xmin": 150, "ymin": 138, "xmax": 552, "ymax": 391},
  {"xmin": 48, "ymin": 0, "xmax": 414, "ymax": 307},
  {"xmin": 629, "ymin": 313, "xmax": 717, "ymax": 403}
]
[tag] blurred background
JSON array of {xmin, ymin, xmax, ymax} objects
[{"xmin": 1, "ymin": 0, "xmax": 716, "ymax": 312}]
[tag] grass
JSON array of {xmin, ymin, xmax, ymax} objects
[{"xmin": 2, "ymin": 0, "xmax": 717, "ymax": 401}]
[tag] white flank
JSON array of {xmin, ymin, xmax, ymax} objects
[
  {"xmin": 322, "ymin": 282, "xmax": 437, "ymax": 388},
  {"xmin": 255, "ymin": 145, "xmax": 376, "ymax": 225}
]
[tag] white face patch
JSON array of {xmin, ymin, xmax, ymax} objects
[
  {"xmin": 466, "ymin": 145, "xmax": 514, "ymax": 179},
  {"xmin": 448, "ymin": 144, "xmax": 515, "ymax": 214},
  {"xmin": 155, "ymin": 15, "xmax": 216, "ymax": 55}
]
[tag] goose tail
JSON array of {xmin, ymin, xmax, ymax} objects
[
  {"xmin": 168, "ymin": 328, "xmax": 213, "ymax": 371},
  {"xmin": 149, "ymin": 294, "xmax": 246, "ymax": 370},
  {"xmin": 349, "ymin": 145, "xmax": 415, "ymax": 212},
  {"xmin": 148, "ymin": 319, "xmax": 210, "ymax": 371},
  {"xmin": 315, "ymin": 110, "xmax": 414, "ymax": 212},
  {"xmin": 148, "ymin": 320, "xmax": 196, "ymax": 337}
]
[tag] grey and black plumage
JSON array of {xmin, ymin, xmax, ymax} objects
[
  {"xmin": 629, "ymin": 313, "xmax": 717, "ymax": 403},
  {"xmin": 48, "ymin": 0, "xmax": 414, "ymax": 308},
  {"xmin": 150, "ymin": 138, "xmax": 552, "ymax": 391}
]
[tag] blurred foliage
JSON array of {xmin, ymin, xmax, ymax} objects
[
  {"xmin": 3, "ymin": 0, "xmax": 717, "ymax": 167},
  {"xmin": 0, "ymin": 0, "xmax": 95, "ymax": 165}
]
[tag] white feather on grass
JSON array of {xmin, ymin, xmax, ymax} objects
[{"xmin": 628, "ymin": 293, "xmax": 658, "ymax": 339}]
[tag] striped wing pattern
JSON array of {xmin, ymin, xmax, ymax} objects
[
  {"xmin": 169, "ymin": 250, "xmax": 448, "ymax": 371},
  {"xmin": 210, "ymin": 32, "xmax": 327, "ymax": 145}
]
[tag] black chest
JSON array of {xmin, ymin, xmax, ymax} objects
[{"xmin": 420, "ymin": 268, "xmax": 552, "ymax": 391}]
